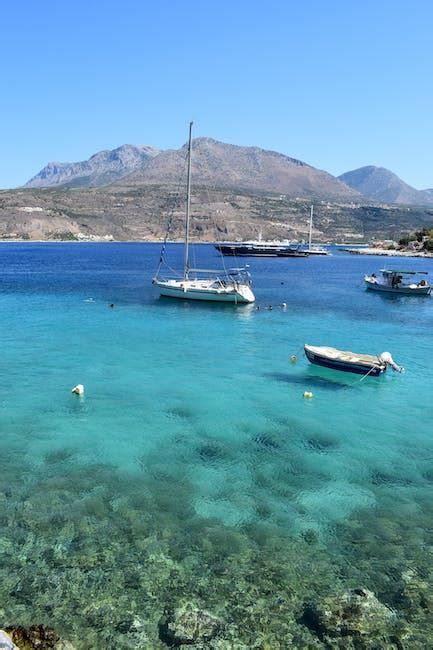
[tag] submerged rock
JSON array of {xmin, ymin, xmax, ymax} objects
[
  {"xmin": 0, "ymin": 630, "xmax": 18, "ymax": 650},
  {"xmin": 394, "ymin": 568, "xmax": 433, "ymax": 615},
  {"xmin": 158, "ymin": 606, "xmax": 225, "ymax": 646},
  {"xmin": 4, "ymin": 626, "xmax": 76, "ymax": 650},
  {"xmin": 302, "ymin": 587, "xmax": 396, "ymax": 639},
  {"xmin": 53, "ymin": 642, "xmax": 76, "ymax": 650}
]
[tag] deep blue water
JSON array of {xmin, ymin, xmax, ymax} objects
[{"xmin": 0, "ymin": 242, "xmax": 432, "ymax": 647}]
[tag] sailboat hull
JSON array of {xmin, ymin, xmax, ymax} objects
[
  {"xmin": 153, "ymin": 279, "xmax": 255, "ymax": 303},
  {"xmin": 152, "ymin": 123, "xmax": 256, "ymax": 304}
]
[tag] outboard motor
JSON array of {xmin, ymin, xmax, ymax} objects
[{"xmin": 379, "ymin": 351, "xmax": 404, "ymax": 373}]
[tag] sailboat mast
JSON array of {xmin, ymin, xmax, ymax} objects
[
  {"xmin": 308, "ymin": 205, "xmax": 313, "ymax": 252},
  {"xmin": 184, "ymin": 121, "xmax": 193, "ymax": 280}
]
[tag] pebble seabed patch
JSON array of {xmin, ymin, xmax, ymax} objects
[{"xmin": 1, "ymin": 456, "xmax": 433, "ymax": 650}]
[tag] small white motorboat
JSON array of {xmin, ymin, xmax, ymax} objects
[{"xmin": 364, "ymin": 269, "xmax": 431, "ymax": 295}]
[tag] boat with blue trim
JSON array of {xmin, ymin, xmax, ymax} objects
[
  {"xmin": 364, "ymin": 269, "xmax": 431, "ymax": 295},
  {"xmin": 304, "ymin": 344, "xmax": 403, "ymax": 376}
]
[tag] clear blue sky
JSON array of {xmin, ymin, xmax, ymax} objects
[{"xmin": 1, "ymin": 0, "xmax": 432, "ymax": 189}]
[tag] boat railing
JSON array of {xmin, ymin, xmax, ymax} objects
[{"xmin": 165, "ymin": 267, "xmax": 252, "ymax": 284}]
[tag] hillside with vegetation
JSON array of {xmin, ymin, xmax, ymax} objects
[{"xmin": 1, "ymin": 184, "xmax": 433, "ymax": 243}]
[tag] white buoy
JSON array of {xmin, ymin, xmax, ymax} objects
[{"xmin": 71, "ymin": 384, "xmax": 84, "ymax": 395}]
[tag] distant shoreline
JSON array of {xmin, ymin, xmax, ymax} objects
[
  {"xmin": 1, "ymin": 240, "xmax": 432, "ymax": 258},
  {"xmin": 344, "ymin": 247, "xmax": 433, "ymax": 258},
  {"xmin": 0, "ymin": 238, "xmax": 172, "ymax": 244}
]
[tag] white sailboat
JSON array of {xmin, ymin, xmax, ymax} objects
[
  {"xmin": 152, "ymin": 123, "xmax": 255, "ymax": 303},
  {"xmin": 305, "ymin": 205, "xmax": 330, "ymax": 256}
]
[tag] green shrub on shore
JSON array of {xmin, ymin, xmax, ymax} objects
[
  {"xmin": 398, "ymin": 227, "xmax": 433, "ymax": 251},
  {"xmin": 48, "ymin": 231, "xmax": 79, "ymax": 241}
]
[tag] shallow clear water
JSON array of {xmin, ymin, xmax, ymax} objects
[{"xmin": 0, "ymin": 242, "xmax": 432, "ymax": 647}]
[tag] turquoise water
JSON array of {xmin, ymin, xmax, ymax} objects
[{"xmin": 0, "ymin": 243, "xmax": 432, "ymax": 647}]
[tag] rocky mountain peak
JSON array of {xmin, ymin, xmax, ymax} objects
[
  {"xmin": 25, "ymin": 144, "xmax": 160, "ymax": 188},
  {"xmin": 338, "ymin": 166, "xmax": 433, "ymax": 206},
  {"xmin": 118, "ymin": 137, "xmax": 356, "ymax": 200}
]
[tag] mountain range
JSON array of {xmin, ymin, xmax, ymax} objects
[
  {"xmin": 25, "ymin": 140, "xmax": 433, "ymax": 208},
  {"xmin": 25, "ymin": 138, "xmax": 358, "ymax": 201},
  {"xmin": 113, "ymin": 138, "xmax": 358, "ymax": 200},
  {"xmin": 6, "ymin": 139, "xmax": 431, "ymax": 243}
]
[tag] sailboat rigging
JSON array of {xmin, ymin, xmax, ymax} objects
[
  {"xmin": 305, "ymin": 205, "xmax": 330, "ymax": 256},
  {"xmin": 152, "ymin": 122, "xmax": 255, "ymax": 303}
]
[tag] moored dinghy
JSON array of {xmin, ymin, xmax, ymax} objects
[{"xmin": 304, "ymin": 344, "xmax": 403, "ymax": 376}]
